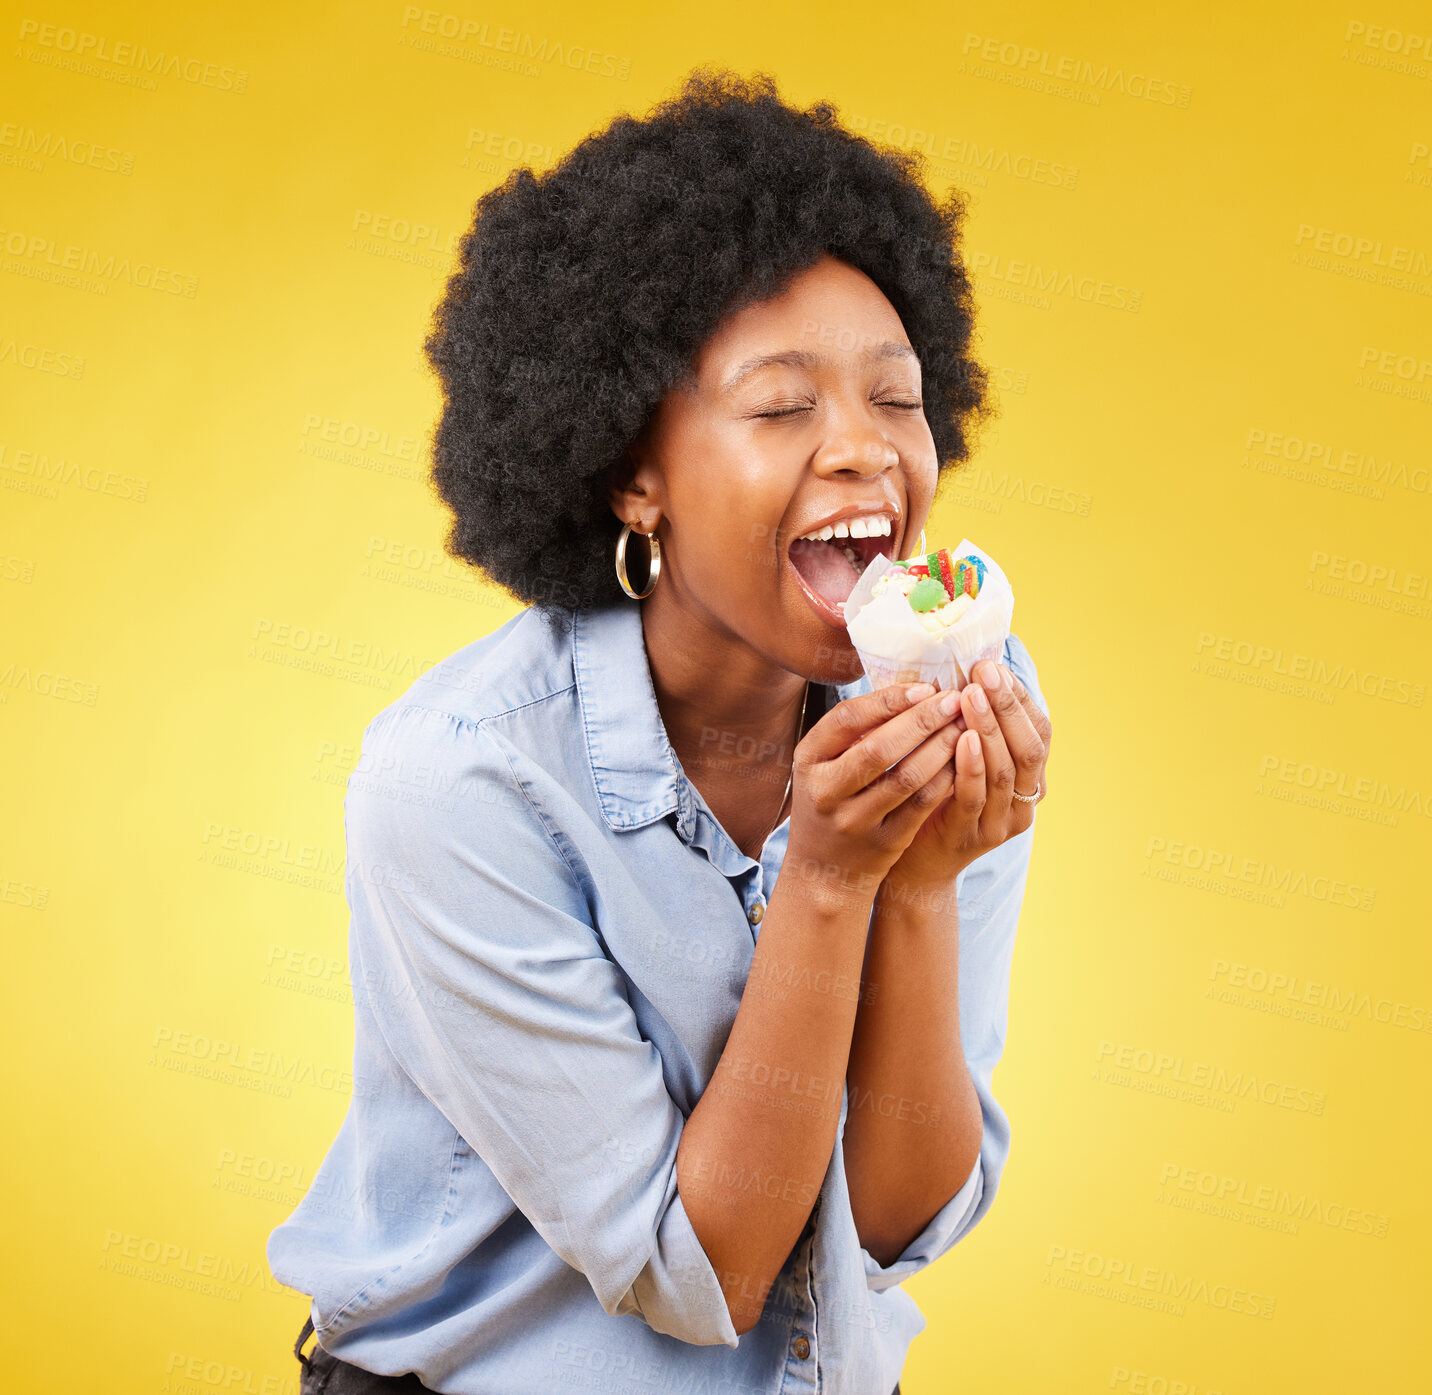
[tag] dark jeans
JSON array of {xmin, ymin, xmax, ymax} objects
[
  {"xmin": 294, "ymin": 1314, "xmax": 900, "ymax": 1394},
  {"xmin": 296, "ymin": 1316, "xmax": 435, "ymax": 1394}
]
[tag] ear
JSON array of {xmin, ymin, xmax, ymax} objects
[{"xmin": 606, "ymin": 433, "xmax": 665, "ymax": 530}]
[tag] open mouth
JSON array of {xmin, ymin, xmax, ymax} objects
[{"xmin": 788, "ymin": 529, "xmax": 897, "ymax": 622}]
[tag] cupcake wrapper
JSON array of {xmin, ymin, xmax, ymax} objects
[
  {"xmin": 857, "ymin": 652, "xmax": 961, "ymax": 693},
  {"xmin": 844, "ymin": 538, "xmax": 1014, "ymax": 691}
]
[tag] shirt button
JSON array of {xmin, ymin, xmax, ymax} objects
[
  {"xmin": 748, "ymin": 901, "xmax": 764, "ymax": 925},
  {"xmin": 792, "ymin": 1336, "xmax": 810, "ymax": 1360}
]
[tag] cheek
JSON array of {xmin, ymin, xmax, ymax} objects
[
  {"xmin": 671, "ymin": 444, "xmax": 797, "ymax": 564},
  {"xmin": 904, "ymin": 458, "xmax": 939, "ymax": 519},
  {"xmin": 667, "ymin": 478, "xmax": 787, "ymax": 591}
]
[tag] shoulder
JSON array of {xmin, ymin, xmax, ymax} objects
[
  {"xmin": 343, "ymin": 606, "xmax": 601, "ymax": 861},
  {"xmin": 345, "ymin": 606, "xmax": 582, "ymax": 846},
  {"xmin": 365, "ymin": 604, "xmax": 576, "ymax": 737},
  {"xmin": 344, "ymin": 668, "xmax": 586, "ymax": 902}
]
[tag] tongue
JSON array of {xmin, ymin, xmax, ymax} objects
[{"xmin": 789, "ymin": 538, "xmax": 862, "ymax": 605}]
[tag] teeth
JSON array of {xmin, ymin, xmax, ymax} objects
[{"xmin": 796, "ymin": 513, "xmax": 895, "ymax": 542}]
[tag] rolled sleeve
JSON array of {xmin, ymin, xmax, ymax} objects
[
  {"xmin": 617, "ymin": 1189, "xmax": 737, "ymax": 1341},
  {"xmin": 345, "ymin": 704, "xmax": 738, "ymax": 1349},
  {"xmin": 862, "ymin": 632, "xmax": 1046, "ymax": 1289},
  {"xmin": 860, "ymin": 1152, "xmax": 985, "ymax": 1291}
]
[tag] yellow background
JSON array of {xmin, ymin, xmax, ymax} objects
[{"xmin": 4, "ymin": 2, "xmax": 1428, "ymax": 1390}]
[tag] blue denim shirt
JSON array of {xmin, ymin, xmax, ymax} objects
[{"xmin": 267, "ymin": 600, "xmax": 1045, "ymax": 1395}]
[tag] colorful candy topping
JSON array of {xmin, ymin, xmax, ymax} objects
[
  {"xmin": 926, "ymin": 548, "xmax": 955, "ymax": 599},
  {"xmin": 952, "ymin": 554, "xmax": 985, "ymax": 597},
  {"xmin": 907, "ymin": 576, "xmax": 947, "ymax": 611},
  {"xmin": 879, "ymin": 549, "xmax": 987, "ymax": 625}
]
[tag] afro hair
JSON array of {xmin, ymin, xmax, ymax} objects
[{"xmin": 422, "ymin": 66, "xmax": 992, "ymax": 621}]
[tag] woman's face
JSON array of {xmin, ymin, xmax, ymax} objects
[{"xmin": 615, "ymin": 254, "xmax": 939, "ymax": 686}]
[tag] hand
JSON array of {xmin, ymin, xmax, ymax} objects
[
  {"xmin": 785, "ymin": 682, "xmax": 969, "ymax": 908},
  {"xmin": 882, "ymin": 659, "xmax": 1053, "ymax": 892}
]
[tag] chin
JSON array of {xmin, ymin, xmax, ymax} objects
[{"xmin": 793, "ymin": 619, "xmax": 867, "ymax": 688}]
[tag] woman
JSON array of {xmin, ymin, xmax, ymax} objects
[{"xmin": 268, "ymin": 68, "xmax": 1052, "ymax": 1395}]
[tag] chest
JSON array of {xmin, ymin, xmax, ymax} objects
[{"xmin": 687, "ymin": 769, "xmax": 789, "ymax": 863}]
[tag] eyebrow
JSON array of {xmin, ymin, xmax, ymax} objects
[{"xmin": 719, "ymin": 342, "xmax": 916, "ymax": 396}]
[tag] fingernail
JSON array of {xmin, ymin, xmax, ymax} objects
[
  {"xmin": 907, "ymin": 683, "xmax": 935, "ymax": 700},
  {"xmin": 970, "ymin": 684, "xmax": 989, "ymax": 713},
  {"xmin": 981, "ymin": 662, "xmax": 1002, "ymax": 690},
  {"xmin": 940, "ymin": 691, "xmax": 960, "ymax": 715}
]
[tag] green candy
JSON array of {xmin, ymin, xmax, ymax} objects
[{"xmin": 907, "ymin": 576, "xmax": 947, "ymax": 612}]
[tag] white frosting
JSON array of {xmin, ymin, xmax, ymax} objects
[
  {"xmin": 872, "ymin": 571, "xmax": 920, "ymax": 599},
  {"xmin": 868, "ymin": 570, "xmax": 975, "ymax": 633},
  {"xmin": 845, "ymin": 584, "xmax": 940, "ymax": 662},
  {"xmin": 843, "ymin": 542, "xmax": 1015, "ymax": 689}
]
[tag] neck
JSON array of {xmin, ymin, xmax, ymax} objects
[{"xmin": 637, "ymin": 589, "xmax": 811, "ymax": 784}]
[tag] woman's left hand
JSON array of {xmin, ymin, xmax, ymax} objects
[{"xmin": 882, "ymin": 659, "xmax": 1052, "ymax": 893}]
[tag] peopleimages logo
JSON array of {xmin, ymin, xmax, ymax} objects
[
  {"xmin": 0, "ymin": 225, "xmax": 198, "ymax": 296},
  {"xmin": 1095, "ymin": 1040, "xmax": 1326, "ymax": 1115},
  {"xmin": 967, "ymin": 249, "xmax": 1143, "ymax": 312},
  {"xmin": 1193, "ymin": 632, "xmax": 1425, "ymax": 707},
  {"xmin": 1157, "ymin": 1163, "xmax": 1390, "ymax": 1238},
  {"xmin": 1308, "ymin": 550, "xmax": 1432, "ymax": 602},
  {"xmin": 1043, "ymin": 1244, "xmax": 1274, "ymax": 1319},
  {"xmin": 1145, "ymin": 835, "xmax": 1376, "ymax": 911},
  {"xmin": 1244, "ymin": 426, "xmax": 1428, "ymax": 496},
  {"xmin": 1258, "ymin": 754, "xmax": 1432, "ymax": 822},
  {"xmin": 960, "ymin": 33, "xmax": 1193, "ymax": 107},
  {"xmin": 1295, "ymin": 224, "xmax": 1432, "ymax": 276},
  {"xmin": 15, "ymin": 18, "xmax": 249, "ymax": 92},
  {"xmin": 844, "ymin": 115, "xmax": 1079, "ymax": 191},
  {"xmin": 1211, "ymin": 958, "xmax": 1432, "ymax": 1035}
]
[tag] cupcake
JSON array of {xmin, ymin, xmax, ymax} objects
[{"xmin": 842, "ymin": 539, "xmax": 1014, "ymax": 691}]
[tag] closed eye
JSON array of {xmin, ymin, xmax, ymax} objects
[{"xmin": 749, "ymin": 397, "xmax": 920, "ymax": 418}]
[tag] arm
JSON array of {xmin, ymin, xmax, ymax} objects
[
  {"xmin": 842, "ymin": 636, "xmax": 1051, "ymax": 1274},
  {"xmin": 345, "ymin": 705, "xmax": 742, "ymax": 1348},
  {"xmin": 675, "ymin": 680, "xmax": 982, "ymax": 1334},
  {"xmin": 842, "ymin": 886, "xmax": 982, "ymax": 1268},
  {"xmin": 676, "ymin": 868, "xmax": 873, "ymax": 1334},
  {"xmin": 352, "ymin": 683, "xmax": 965, "ymax": 1344}
]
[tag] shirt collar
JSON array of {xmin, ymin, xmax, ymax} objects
[{"xmin": 569, "ymin": 603, "xmax": 867, "ymax": 835}]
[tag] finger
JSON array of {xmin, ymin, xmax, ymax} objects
[
  {"xmin": 961, "ymin": 680, "xmax": 1016, "ymax": 824},
  {"xmin": 1003, "ymin": 668, "xmax": 1052, "ymax": 799},
  {"xmin": 1005, "ymin": 668, "xmax": 1052, "ymax": 749},
  {"xmin": 881, "ymin": 757, "xmax": 956, "ymax": 842},
  {"xmin": 826, "ymin": 687, "xmax": 962, "ymax": 801},
  {"xmin": 952, "ymin": 727, "xmax": 987, "ymax": 824},
  {"xmin": 800, "ymin": 681, "xmax": 938, "ymax": 764},
  {"xmin": 851, "ymin": 711, "xmax": 963, "ymax": 822},
  {"xmin": 975, "ymin": 661, "xmax": 1045, "ymax": 794}
]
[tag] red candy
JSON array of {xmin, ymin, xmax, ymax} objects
[{"xmin": 928, "ymin": 549, "xmax": 957, "ymax": 600}]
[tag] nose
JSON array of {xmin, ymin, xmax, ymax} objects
[{"xmin": 809, "ymin": 408, "xmax": 900, "ymax": 479}]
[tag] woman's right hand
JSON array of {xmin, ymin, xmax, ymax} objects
[{"xmin": 785, "ymin": 682, "xmax": 964, "ymax": 906}]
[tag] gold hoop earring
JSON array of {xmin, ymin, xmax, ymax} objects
[{"xmin": 615, "ymin": 522, "xmax": 661, "ymax": 599}]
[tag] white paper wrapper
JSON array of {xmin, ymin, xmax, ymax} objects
[{"xmin": 842, "ymin": 538, "xmax": 1014, "ymax": 691}]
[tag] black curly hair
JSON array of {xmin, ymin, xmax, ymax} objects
[{"xmin": 422, "ymin": 67, "xmax": 992, "ymax": 623}]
